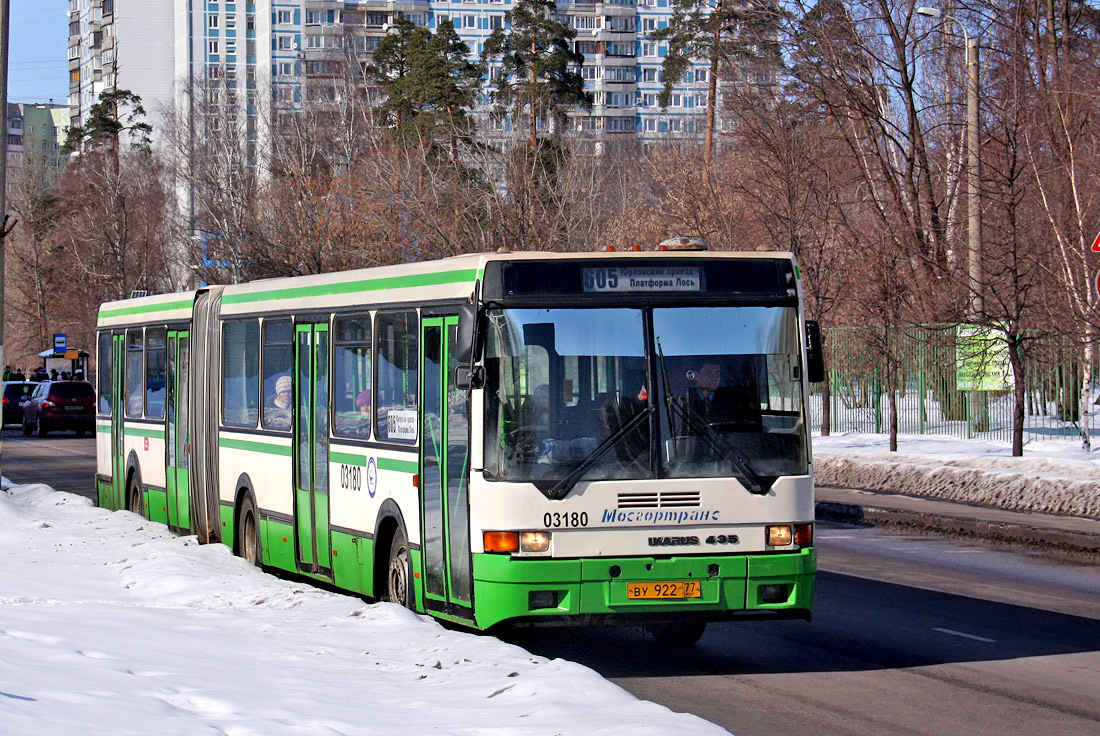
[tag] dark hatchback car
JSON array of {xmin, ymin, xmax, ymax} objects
[
  {"xmin": 2, "ymin": 381, "xmax": 36, "ymax": 427},
  {"xmin": 22, "ymin": 381, "xmax": 96, "ymax": 437}
]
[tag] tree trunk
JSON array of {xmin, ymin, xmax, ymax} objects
[
  {"xmin": 1080, "ymin": 340, "xmax": 1092, "ymax": 451},
  {"xmin": 1008, "ymin": 336, "xmax": 1025, "ymax": 456},
  {"xmin": 705, "ymin": 1, "xmax": 721, "ymax": 170}
]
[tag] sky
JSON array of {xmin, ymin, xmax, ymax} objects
[
  {"xmin": 4, "ymin": 434, "xmax": 1099, "ymax": 733},
  {"xmin": 6, "ymin": 0, "xmax": 69, "ymax": 105}
]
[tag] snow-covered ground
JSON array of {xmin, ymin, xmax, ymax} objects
[
  {"xmin": 5, "ymin": 435, "xmax": 1097, "ymax": 734},
  {"xmin": 0, "ymin": 481, "xmax": 729, "ymax": 736},
  {"xmin": 813, "ymin": 433, "xmax": 1100, "ymax": 519}
]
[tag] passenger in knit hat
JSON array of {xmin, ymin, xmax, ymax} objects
[{"xmin": 274, "ymin": 375, "xmax": 292, "ymax": 409}]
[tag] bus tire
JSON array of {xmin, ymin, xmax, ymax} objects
[
  {"xmin": 237, "ymin": 495, "xmax": 262, "ymax": 567},
  {"xmin": 647, "ymin": 622, "xmax": 707, "ymax": 647},
  {"xmin": 385, "ymin": 530, "xmax": 411, "ymax": 609},
  {"xmin": 127, "ymin": 473, "xmax": 144, "ymax": 518}
]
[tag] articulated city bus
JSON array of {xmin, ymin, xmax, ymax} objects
[{"xmin": 95, "ymin": 247, "xmax": 823, "ymax": 644}]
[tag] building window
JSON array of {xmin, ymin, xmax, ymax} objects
[
  {"xmin": 277, "ymin": 10, "xmax": 292, "ymax": 24},
  {"xmin": 208, "ymin": 40, "xmax": 219, "ymax": 55},
  {"xmin": 208, "ymin": 15, "xmax": 219, "ymax": 29},
  {"xmin": 489, "ymin": 14, "xmax": 503, "ymax": 29},
  {"xmin": 642, "ymin": 42, "xmax": 656, "ymax": 57},
  {"xmin": 278, "ymin": 35, "xmax": 292, "ymax": 50}
]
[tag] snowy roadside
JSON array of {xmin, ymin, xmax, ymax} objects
[
  {"xmin": 813, "ymin": 434, "xmax": 1100, "ymax": 520},
  {"xmin": 0, "ymin": 482, "xmax": 729, "ymax": 736}
]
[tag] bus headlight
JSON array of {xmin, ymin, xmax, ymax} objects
[
  {"xmin": 483, "ymin": 531, "xmax": 552, "ymax": 554},
  {"xmin": 766, "ymin": 525, "xmax": 793, "ymax": 546},
  {"xmin": 520, "ymin": 531, "xmax": 551, "ymax": 553},
  {"xmin": 766, "ymin": 524, "xmax": 813, "ymax": 547}
]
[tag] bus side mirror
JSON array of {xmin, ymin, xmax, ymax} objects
[
  {"xmin": 805, "ymin": 321, "xmax": 825, "ymax": 384},
  {"xmin": 454, "ymin": 303, "xmax": 481, "ymax": 365},
  {"xmin": 454, "ymin": 365, "xmax": 484, "ymax": 390}
]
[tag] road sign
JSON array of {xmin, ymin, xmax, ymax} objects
[
  {"xmin": 1095, "ymin": 267, "xmax": 1100, "ymax": 299},
  {"xmin": 1092, "ymin": 230, "xmax": 1100, "ymax": 252},
  {"xmin": 53, "ymin": 333, "xmax": 66, "ymax": 352}
]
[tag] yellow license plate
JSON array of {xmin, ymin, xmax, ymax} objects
[{"xmin": 625, "ymin": 580, "xmax": 701, "ymax": 599}]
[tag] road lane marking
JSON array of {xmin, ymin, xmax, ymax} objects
[{"xmin": 933, "ymin": 627, "xmax": 996, "ymax": 643}]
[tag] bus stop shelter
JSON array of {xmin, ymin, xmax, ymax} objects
[{"xmin": 38, "ymin": 347, "xmax": 90, "ymax": 379}]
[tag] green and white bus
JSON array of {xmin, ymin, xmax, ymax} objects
[{"xmin": 95, "ymin": 247, "xmax": 822, "ymax": 643}]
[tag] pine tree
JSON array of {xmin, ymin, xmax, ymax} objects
[
  {"xmin": 652, "ymin": 0, "xmax": 782, "ymax": 168},
  {"xmin": 482, "ymin": 0, "xmax": 591, "ymax": 151},
  {"xmin": 62, "ymin": 89, "xmax": 152, "ymax": 154}
]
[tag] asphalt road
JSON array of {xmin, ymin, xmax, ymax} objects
[
  {"xmin": 504, "ymin": 528, "xmax": 1100, "ymax": 735},
  {"xmin": 5, "ymin": 430, "xmax": 1099, "ymax": 735},
  {"xmin": 0, "ymin": 427, "xmax": 97, "ymax": 501}
]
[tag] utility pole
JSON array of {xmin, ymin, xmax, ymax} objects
[
  {"xmin": 918, "ymin": 6, "xmax": 982, "ymax": 320},
  {"xmin": 0, "ymin": 0, "xmax": 11, "ymax": 481},
  {"xmin": 964, "ymin": 35, "xmax": 982, "ymax": 319}
]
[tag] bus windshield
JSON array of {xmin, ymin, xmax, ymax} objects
[{"xmin": 483, "ymin": 306, "xmax": 808, "ymax": 487}]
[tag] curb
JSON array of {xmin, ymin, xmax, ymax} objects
[{"xmin": 815, "ymin": 501, "xmax": 1100, "ymax": 558}]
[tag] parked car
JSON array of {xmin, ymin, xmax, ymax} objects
[
  {"xmin": 2, "ymin": 381, "xmax": 36, "ymax": 427},
  {"xmin": 22, "ymin": 381, "xmax": 96, "ymax": 437}
]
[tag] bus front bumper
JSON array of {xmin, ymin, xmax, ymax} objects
[{"xmin": 471, "ymin": 547, "xmax": 815, "ymax": 630}]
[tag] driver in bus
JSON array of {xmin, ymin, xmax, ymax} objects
[{"xmin": 683, "ymin": 359, "xmax": 761, "ymax": 434}]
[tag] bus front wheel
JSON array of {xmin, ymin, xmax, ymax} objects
[{"xmin": 385, "ymin": 531, "xmax": 410, "ymax": 609}]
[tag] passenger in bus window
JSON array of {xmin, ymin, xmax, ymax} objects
[
  {"xmin": 264, "ymin": 374, "xmax": 292, "ymax": 430},
  {"xmin": 356, "ymin": 388, "xmax": 371, "ymax": 417}
]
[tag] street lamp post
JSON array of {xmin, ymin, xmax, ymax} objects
[{"xmin": 918, "ymin": 6, "xmax": 982, "ymax": 321}]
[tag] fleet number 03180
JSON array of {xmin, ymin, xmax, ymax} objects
[{"xmin": 543, "ymin": 512, "xmax": 588, "ymax": 528}]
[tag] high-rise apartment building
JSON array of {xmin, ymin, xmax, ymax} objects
[
  {"xmin": 5, "ymin": 103, "xmax": 69, "ymax": 195},
  {"xmin": 69, "ymin": 0, "xmax": 723, "ymax": 148}
]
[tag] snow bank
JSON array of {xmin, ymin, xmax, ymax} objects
[
  {"xmin": 0, "ymin": 484, "xmax": 729, "ymax": 736},
  {"xmin": 813, "ymin": 434, "xmax": 1100, "ymax": 520}
]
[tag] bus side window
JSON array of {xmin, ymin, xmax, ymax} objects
[
  {"xmin": 223, "ymin": 319, "xmax": 260, "ymax": 428},
  {"xmin": 125, "ymin": 328, "xmax": 144, "ymax": 418},
  {"xmin": 261, "ymin": 319, "xmax": 294, "ymax": 431},
  {"xmin": 333, "ymin": 314, "xmax": 372, "ymax": 439},
  {"xmin": 145, "ymin": 327, "xmax": 167, "ymax": 420},
  {"xmin": 374, "ymin": 310, "xmax": 418, "ymax": 442},
  {"xmin": 98, "ymin": 331, "xmax": 112, "ymax": 415}
]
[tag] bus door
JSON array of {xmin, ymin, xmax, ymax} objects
[
  {"xmin": 294, "ymin": 322, "xmax": 332, "ymax": 575},
  {"xmin": 109, "ymin": 333, "xmax": 126, "ymax": 510},
  {"xmin": 165, "ymin": 331, "xmax": 190, "ymax": 531},
  {"xmin": 420, "ymin": 316, "xmax": 473, "ymax": 617}
]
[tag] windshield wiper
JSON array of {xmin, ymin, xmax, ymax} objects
[
  {"xmin": 539, "ymin": 401, "xmax": 654, "ymax": 500},
  {"xmin": 656, "ymin": 341, "xmax": 768, "ymax": 495}
]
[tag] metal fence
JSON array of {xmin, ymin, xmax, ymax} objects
[{"xmin": 809, "ymin": 325, "xmax": 1098, "ymax": 444}]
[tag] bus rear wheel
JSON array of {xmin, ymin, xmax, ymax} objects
[
  {"xmin": 647, "ymin": 622, "xmax": 707, "ymax": 647},
  {"xmin": 385, "ymin": 531, "xmax": 410, "ymax": 608},
  {"xmin": 238, "ymin": 496, "xmax": 262, "ymax": 567}
]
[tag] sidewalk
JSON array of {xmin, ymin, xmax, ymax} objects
[{"xmin": 815, "ymin": 485, "xmax": 1100, "ymax": 557}]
